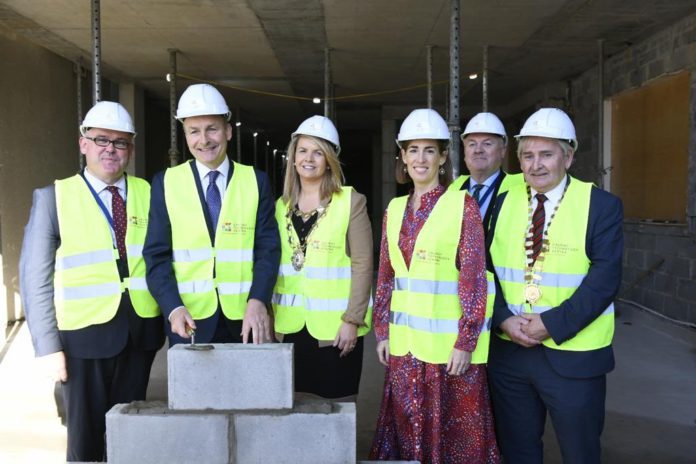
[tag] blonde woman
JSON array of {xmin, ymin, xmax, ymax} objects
[{"xmin": 272, "ymin": 115, "xmax": 372, "ymax": 400}]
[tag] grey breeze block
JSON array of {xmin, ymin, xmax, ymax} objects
[{"xmin": 168, "ymin": 343, "xmax": 294, "ymax": 410}]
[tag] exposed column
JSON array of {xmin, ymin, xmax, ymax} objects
[
  {"xmin": 427, "ymin": 45, "xmax": 433, "ymax": 108},
  {"xmin": 597, "ymin": 38, "xmax": 605, "ymax": 189},
  {"xmin": 76, "ymin": 58, "xmax": 85, "ymax": 169},
  {"xmin": 324, "ymin": 48, "xmax": 331, "ymax": 118},
  {"xmin": 91, "ymin": 0, "xmax": 101, "ymax": 103},
  {"xmin": 482, "ymin": 45, "xmax": 489, "ymax": 112},
  {"xmin": 448, "ymin": 0, "xmax": 461, "ymax": 177},
  {"xmin": 236, "ymin": 108, "xmax": 242, "ymax": 163},
  {"xmin": 168, "ymin": 49, "xmax": 180, "ymax": 167}
]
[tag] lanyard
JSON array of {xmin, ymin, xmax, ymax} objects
[{"xmin": 80, "ymin": 172, "xmax": 127, "ymax": 232}]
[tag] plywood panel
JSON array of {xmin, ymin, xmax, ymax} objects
[{"xmin": 611, "ymin": 71, "xmax": 690, "ymax": 222}]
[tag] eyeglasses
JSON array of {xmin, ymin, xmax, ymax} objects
[{"xmin": 84, "ymin": 135, "xmax": 131, "ymax": 150}]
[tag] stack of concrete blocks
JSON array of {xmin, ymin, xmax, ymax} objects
[{"xmin": 105, "ymin": 344, "xmax": 356, "ymax": 464}]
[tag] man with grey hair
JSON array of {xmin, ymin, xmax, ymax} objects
[{"xmin": 486, "ymin": 108, "xmax": 623, "ymax": 463}]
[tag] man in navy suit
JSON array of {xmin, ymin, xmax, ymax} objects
[
  {"xmin": 486, "ymin": 108, "xmax": 623, "ymax": 464},
  {"xmin": 19, "ymin": 101, "xmax": 164, "ymax": 462},
  {"xmin": 452, "ymin": 112, "xmax": 524, "ymax": 234},
  {"xmin": 143, "ymin": 83, "xmax": 280, "ymax": 346}
]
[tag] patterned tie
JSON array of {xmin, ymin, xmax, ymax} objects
[
  {"xmin": 531, "ymin": 193, "xmax": 547, "ymax": 262},
  {"xmin": 470, "ymin": 184, "xmax": 484, "ymax": 206},
  {"xmin": 106, "ymin": 186, "xmax": 127, "ymax": 260},
  {"xmin": 206, "ymin": 170, "xmax": 222, "ymax": 232}
]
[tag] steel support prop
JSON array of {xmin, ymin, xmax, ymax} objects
[{"xmin": 448, "ymin": 0, "xmax": 461, "ymax": 177}]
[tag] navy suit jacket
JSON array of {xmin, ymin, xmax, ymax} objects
[
  {"xmin": 486, "ymin": 179, "xmax": 624, "ymax": 378},
  {"xmin": 143, "ymin": 159, "xmax": 280, "ymax": 343},
  {"xmin": 19, "ymin": 177, "xmax": 164, "ymax": 359},
  {"xmin": 459, "ymin": 169, "xmax": 507, "ymax": 236}
]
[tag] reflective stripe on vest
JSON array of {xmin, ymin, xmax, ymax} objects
[
  {"xmin": 54, "ymin": 174, "xmax": 159, "ymax": 330},
  {"xmin": 273, "ymin": 187, "xmax": 372, "ymax": 340},
  {"xmin": 165, "ymin": 161, "xmax": 257, "ymax": 320},
  {"xmin": 490, "ymin": 178, "xmax": 614, "ymax": 351},
  {"xmin": 386, "ymin": 190, "xmax": 492, "ymax": 364}
]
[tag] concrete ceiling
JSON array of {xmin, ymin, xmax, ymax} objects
[{"xmin": 1, "ymin": 0, "xmax": 695, "ymax": 141}]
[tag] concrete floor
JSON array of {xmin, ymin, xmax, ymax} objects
[{"xmin": 1, "ymin": 301, "xmax": 694, "ymax": 463}]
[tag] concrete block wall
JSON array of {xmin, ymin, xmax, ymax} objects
[{"xmin": 621, "ymin": 223, "xmax": 696, "ymax": 325}]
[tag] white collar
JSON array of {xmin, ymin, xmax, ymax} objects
[
  {"xmin": 196, "ymin": 156, "xmax": 230, "ymax": 180},
  {"xmin": 84, "ymin": 168, "xmax": 126, "ymax": 193},
  {"xmin": 531, "ymin": 174, "xmax": 568, "ymax": 204}
]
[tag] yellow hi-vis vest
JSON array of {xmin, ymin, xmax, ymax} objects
[
  {"xmin": 164, "ymin": 161, "xmax": 257, "ymax": 320},
  {"xmin": 490, "ymin": 177, "xmax": 614, "ymax": 351},
  {"xmin": 273, "ymin": 187, "xmax": 372, "ymax": 339},
  {"xmin": 386, "ymin": 190, "xmax": 493, "ymax": 364},
  {"xmin": 449, "ymin": 172, "xmax": 525, "ymax": 194},
  {"xmin": 54, "ymin": 174, "xmax": 159, "ymax": 330}
]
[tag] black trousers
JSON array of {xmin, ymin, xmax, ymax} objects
[{"xmin": 62, "ymin": 339, "xmax": 158, "ymax": 462}]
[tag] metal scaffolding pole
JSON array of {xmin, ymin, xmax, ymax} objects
[
  {"xmin": 168, "ymin": 49, "xmax": 181, "ymax": 167},
  {"xmin": 253, "ymin": 132, "xmax": 258, "ymax": 167},
  {"xmin": 448, "ymin": 0, "xmax": 461, "ymax": 177},
  {"xmin": 76, "ymin": 58, "xmax": 85, "ymax": 169},
  {"xmin": 597, "ymin": 39, "xmax": 605, "ymax": 189},
  {"xmin": 91, "ymin": 0, "xmax": 101, "ymax": 103},
  {"xmin": 236, "ymin": 108, "xmax": 242, "ymax": 163},
  {"xmin": 427, "ymin": 45, "xmax": 433, "ymax": 108},
  {"xmin": 482, "ymin": 45, "xmax": 489, "ymax": 112},
  {"xmin": 324, "ymin": 48, "xmax": 331, "ymax": 118}
]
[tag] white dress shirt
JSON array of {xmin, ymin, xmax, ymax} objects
[
  {"xmin": 469, "ymin": 170, "xmax": 501, "ymax": 219},
  {"xmin": 530, "ymin": 174, "xmax": 569, "ymax": 233},
  {"xmin": 196, "ymin": 157, "xmax": 230, "ymax": 201},
  {"xmin": 83, "ymin": 168, "xmax": 126, "ymax": 244}
]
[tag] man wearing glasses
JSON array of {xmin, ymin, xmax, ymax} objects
[{"xmin": 19, "ymin": 101, "xmax": 164, "ymax": 462}]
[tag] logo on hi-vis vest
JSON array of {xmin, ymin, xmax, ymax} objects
[
  {"xmin": 128, "ymin": 216, "xmax": 148, "ymax": 228},
  {"xmin": 221, "ymin": 222, "xmax": 254, "ymax": 235},
  {"xmin": 414, "ymin": 249, "xmax": 448, "ymax": 264},
  {"xmin": 307, "ymin": 240, "xmax": 341, "ymax": 253}
]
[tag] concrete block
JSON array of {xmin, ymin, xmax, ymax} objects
[
  {"xmin": 233, "ymin": 401, "xmax": 356, "ymax": 464},
  {"xmin": 106, "ymin": 403, "xmax": 230, "ymax": 464},
  {"xmin": 168, "ymin": 343, "xmax": 293, "ymax": 410}
]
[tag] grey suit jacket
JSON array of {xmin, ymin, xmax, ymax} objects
[
  {"xmin": 20, "ymin": 179, "xmax": 164, "ymax": 359},
  {"xmin": 19, "ymin": 185, "xmax": 63, "ymax": 357}
]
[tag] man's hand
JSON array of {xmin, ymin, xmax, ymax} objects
[
  {"xmin": 500, "ymin": 315, "xmax": 541, "ymax": 347},
  {"xmin": 376, "ymin": 340, "xmax": 390, "ymax": 366},
  {"xmin": 520, "ymin": 313, "xmax": 550, "ymax": 341},
  {"xmin": 241, "ymin": 298, "xmax": 271, "ymax": 344},
  {"xmin": 446, "ymin": 348, "xmax": 472, "ymax": 376},
  {"xmin": 40, "ymin": 351, "xmax": 68, "ymax": 383},
  {"xmin": 333, "ymin": 322, "xmax": 358, "ymax": 357},
  {"xmin": 169, "ymin": 306, "xmax": 196, "ymax": 338}
]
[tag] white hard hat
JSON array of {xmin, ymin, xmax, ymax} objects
[
  {"xmin": 176, "ymin": 83, "xmax": 230, "ymax": 121},
  {"xmin": 396, "ymin": 109, "xmax": 450, "ymax": 148},
  {"xmin": 292, "ymin": 115, "xmax": 340, "ymax": 153},
  {"xmin": 515, "ymin": 107, "xmax": 578, "ymax": 150},
  {"xmin": 462, "ymin": 112, "xmax": 507, "ymax": 143},
  {"xmin": 80, "ymin": 101, "xmax": 136, "ymax": 136}
]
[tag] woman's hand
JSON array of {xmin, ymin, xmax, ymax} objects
[
  {"xmin": 446, "ymin": 348, "xmax": 472, "ymax": 376},
  {"xmin": 333, "ymin": 322, "xmax": 358, "ymax": 357},
  {"xmin": 376, "ymin": 339, "xmax": 390, "ymax": 366}
]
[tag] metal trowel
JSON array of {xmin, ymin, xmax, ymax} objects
[{"xmin": 185, "ymin": 328, "xmax": 214, "ymax": 351}]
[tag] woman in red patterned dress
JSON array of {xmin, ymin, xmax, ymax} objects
[{"xmin": 369, "ymin": 109, "xmax": 500, "ymax": 463}]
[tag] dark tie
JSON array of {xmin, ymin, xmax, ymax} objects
[
  {"xmin": 206, "ymin": 170, "xmax": 222, "ymax": 232},
  {"xmin": 106, "ymin": 186, "xmax": 127, "ymax": 260},
  {"xmin": 470, "ymin": 184, "xmax": 484, "ymax": 206},
  {"xmin": 531, "ymin": 193, "xmax": 547, "ymax": 262}
]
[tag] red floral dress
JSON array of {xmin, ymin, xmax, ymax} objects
[{"xmin": 369, "ymin": 185, "xmax": 501, "ymax": 464}]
